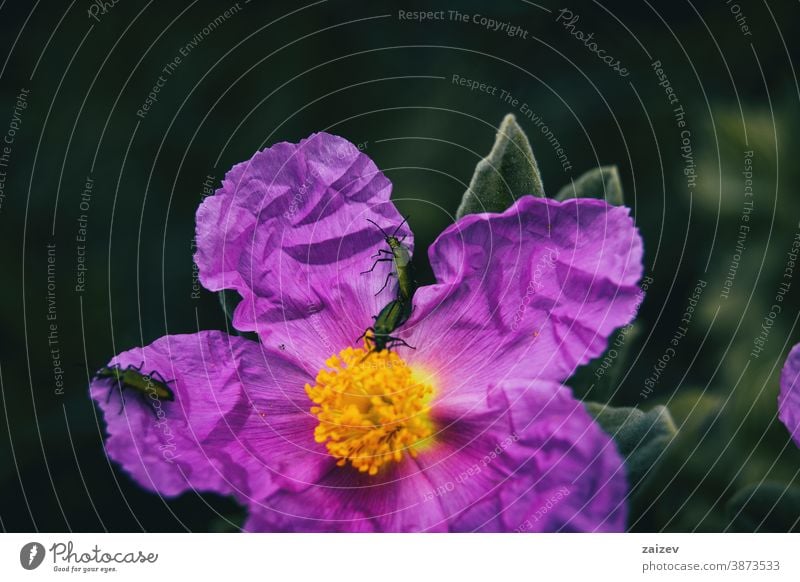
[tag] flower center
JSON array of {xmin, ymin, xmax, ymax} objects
[{"xmin": 305, "ymin": 346, "xmax": 434, "ymax": 476}]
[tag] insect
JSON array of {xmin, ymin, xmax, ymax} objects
[
  {"xmin": 94, "ymin": 363, "xmax": 175, "ymax": 416},
  {"xmin": 358, "ymin": 299, "xmax": 415, "ymax": 353},
  {"xmin": 361, "ymin": 216, "xmax": 415, "ymax": 302}
]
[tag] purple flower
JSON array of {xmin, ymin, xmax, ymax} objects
[
  {"xmin": 90, "ymin": 132, "xmax": 644, "ymax": 532},
  {"xmin": 779, "ymin": 344, "xmax": 800, "ymax": 447}
]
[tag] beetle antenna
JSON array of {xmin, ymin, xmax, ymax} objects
[
  {"xmin": 366, "ymin": 218, "xmax": 389, "ymax": 239},
  {"xmin": 392, "ymin": 215, "xmax": 410, "ymax": 237}
]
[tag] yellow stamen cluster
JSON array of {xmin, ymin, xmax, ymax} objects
[{"xmin": 305, "ymin": 346, "xmax": 434, "ymax": 476}]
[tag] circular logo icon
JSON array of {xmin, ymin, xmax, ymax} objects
[{"xmin": 19, "ymin": 542, "xmax": 45, "ymax": 570}]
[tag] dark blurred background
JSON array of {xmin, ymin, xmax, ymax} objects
[{"xmin": 1, "ymin": 0, "xmax": 799, "ymax": 532}]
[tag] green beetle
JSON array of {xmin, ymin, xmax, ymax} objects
[
  {"xmin": 359, "ymin": 299, "xmax": 415, "ymax": 353},
  {"xmin": 361, "ymin": 216, "xmax": 415, "ymax": 302},
  {"xmin": 94, "ymin": 363, "xmax": 174, "ymax": 415}
]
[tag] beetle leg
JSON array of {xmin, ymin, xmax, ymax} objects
[
  {"xmin": 371, "ymin": 248, "xmax": 392, "ymax": 259},
  {"xmin": 356, "ymin": 327, "xmax": 375, "ymax": 343},
  {"xmin": 375, "ymin": 272, "xmax": 395, "ymax": 295},
  {"xmin": 387, "ymin": 337, "xmax": 416, "ymax": 350},
  {"xmin": 360, "ymin": 257, "xmax": 392, "ymax": 275}
]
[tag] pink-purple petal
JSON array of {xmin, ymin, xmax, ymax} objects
[
  {"xmin": 233, "ymin": 343, "xmax": 335, "ymax": 493},
  {"xmin": 242, "ymin": 379, "xmax": 627, "ymax": 532},
  {"xmin": 90, "ymin": 332, "xmax": 274, "ymax": 501},
  {"xmin": 403, "ymin": 196, "xmax": 644, "ymax": 394},
  {"xmin": 194, "ymin": 132, "xmax": 411, "ymax": 365},
  {"xmin": 243, "ymin": 460, "xmax": 448, "ymax": 532},
  {"xmin": 779, "ymin": 344, "xmax": 800, "ymax": 447}
]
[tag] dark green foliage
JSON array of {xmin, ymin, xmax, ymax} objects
[{"xmin": 726, "ymin": 483, "xmax": 800, "ymax": 532}]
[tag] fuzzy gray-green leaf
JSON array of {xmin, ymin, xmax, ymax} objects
[
  {"xmin": 456, "ymin": 114, "xmax": 544, "ymax": 220},
  {"xmin": 585, "ymin": 403, "xmax": 676, "ymax": 495},
  {"xmin": 555, "ymin": 165, "xmax": 624, "ymax": 206}
]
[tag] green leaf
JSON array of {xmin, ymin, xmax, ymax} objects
[
  {"xmin": 726, "ymin": 482, "xmax": 800, "ymax": 532},
  {"xmin": 568, "ymin": 322, "xmax": 642, "ymax": 402},
  {"xmin": 208, "ymin": 510, "xmax": 247, "ymax": 533},
  {"xmin": 218, "ymin": 289, "xmax": 241, "ymax": 322},
  {"xmin": 585, "ymin": 403, "xmax": 676, "ymax": 495},
  {"xmin": 456, "ymin": 114, "xmax": 544, "ymax": 220},
  {"xmin": 555, "ymin": 165, "xmax": 624, "ymax": 206},
  {"xmin": 218, "ymin": 289, "xmax": 259, "ymax": 342}
]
